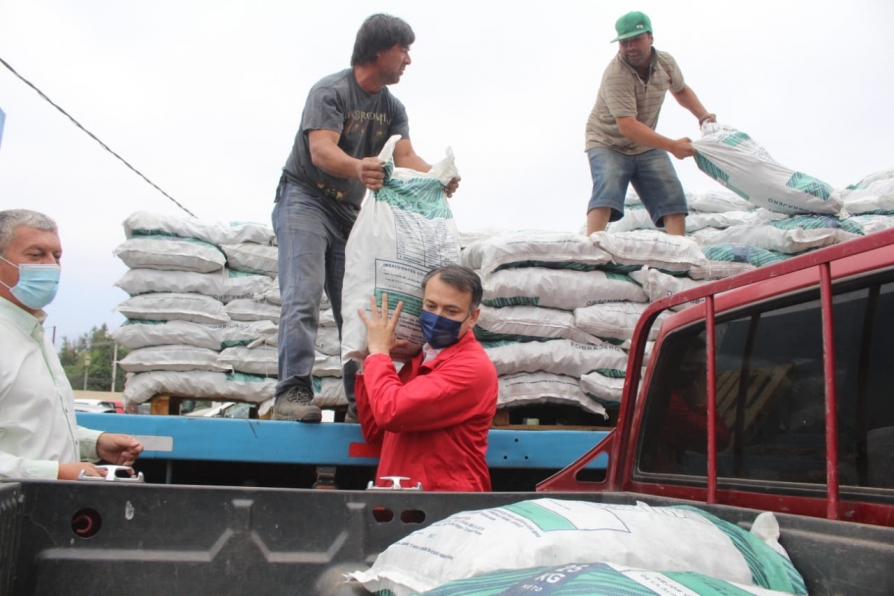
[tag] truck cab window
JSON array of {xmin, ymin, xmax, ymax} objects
[{"xmin": 637, "ymin": 273, "xmax": 894, "ymax": 496}]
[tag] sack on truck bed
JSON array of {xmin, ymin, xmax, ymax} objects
[
  {"xmin": 692, "ymin": 122, "xmax": 840, "ymax": 215},
  {"xmin": 341, "ymin": 134, "xmax": 461, "ymax": 363},
  {"xmin": 350, "ymin": 499, "xmax": 806, "ymax": 596},
  {"xmin": 420, "ymin": 562, "xmax": 801, "ymax": 595}
]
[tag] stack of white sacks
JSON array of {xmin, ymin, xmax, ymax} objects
[
  {"xmin": 461, "ymin": 164, "xmax": 894, "ymax": 422},
  {"xmin": 110, "ymin": 211, "xmax": 346, "ymax": 415}
]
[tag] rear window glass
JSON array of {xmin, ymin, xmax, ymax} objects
[{"xmin": 636, "ymin": 273, "xmax": 894, "ymax": 492}]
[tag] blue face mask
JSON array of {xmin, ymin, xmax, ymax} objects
[
  {"xmin": 419, "ymin": 309, "xmax": 468, "ymax": 349},
  {"xmin": 0, "ymin": 256, "xmax": 61, "ymax": 310}
]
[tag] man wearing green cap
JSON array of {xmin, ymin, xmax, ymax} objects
[{"xmin": 585, "ymin": 11, "xmax": 715, "ymax": 236}]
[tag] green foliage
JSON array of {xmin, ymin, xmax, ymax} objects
[{"xmin": 58, "ymin": 324, "xmax": 129, "ymax": 392}]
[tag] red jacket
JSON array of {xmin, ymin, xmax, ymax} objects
[{"xmin": 354, "ymin": 331, "xmax": 498, "ymax": 492}]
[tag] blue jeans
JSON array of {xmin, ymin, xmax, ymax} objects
[
  {"xmin": 272, "ymin": 180, "xmax": 360, "ymax": 405},
  {"xmin": 587, "ymin": 147, "xmax": 688, "ymax": 228}
]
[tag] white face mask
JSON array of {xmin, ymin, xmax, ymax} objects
[{"xmin": 0, "ymin": 256, "xmax": 61, "ymax": 310}]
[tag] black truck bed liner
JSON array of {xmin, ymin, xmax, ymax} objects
[{"xmin": 2, "ymin": 480, "xmax": 892, "ymax": 595}]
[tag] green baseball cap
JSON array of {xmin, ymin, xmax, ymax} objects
[{"xmin": 611, "ymin": 11, "xmax": 652, "ymax": 42}]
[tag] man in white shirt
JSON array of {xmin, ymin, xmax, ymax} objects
[{"xmin": 0, "ymin": 209, "xmax": 143, "ymax": 480}]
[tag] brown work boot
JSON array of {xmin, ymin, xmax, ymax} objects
[{"xmin": 272, "ymin": 385, "xmax": 321, "ymax": 423}]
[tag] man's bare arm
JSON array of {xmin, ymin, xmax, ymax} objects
[
  {"xmin": 616, "ymin": 116, "xmax": 696, "ymax": 160},
  {"xmin": 671, "ymin": 85, "xmax": 716, "ymax": 125},
  {"xmin": 308, "ymin": 129, "xmax": 386, "ymax": 190}
]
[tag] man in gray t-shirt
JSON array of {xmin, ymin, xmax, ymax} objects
[{"xmin": 272, "ymin": 14, "xmax": 459, "ymax": 423}]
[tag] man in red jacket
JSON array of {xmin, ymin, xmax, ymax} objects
[{"xmin": 354, "ymin": 265, "xmax": 498, "ymax": 491}]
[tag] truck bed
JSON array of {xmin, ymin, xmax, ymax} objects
[{"xmin": 2, "ymin": 480, "xmax": 892, "ymax": 595}]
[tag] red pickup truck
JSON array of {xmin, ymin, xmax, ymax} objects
[{"xmin": 1, "ymin": 228, "xmax": 892, "ymax": 595}]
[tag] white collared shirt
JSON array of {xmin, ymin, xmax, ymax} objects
[
  {"xmin": 421, "ymin": 343, "xmax": 443, "ymax": 365},
  {"xmin": 0, "ymin": 297, "xmax": 102, "ymax": 479}
]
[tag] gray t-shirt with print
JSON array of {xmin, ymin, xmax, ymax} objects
[{"xmin": 283, "ymin": 68, "xmax": 410, "ymax": 208}]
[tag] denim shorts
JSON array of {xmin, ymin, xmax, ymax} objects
[{"xmin": 587, "ymin": 147, "xmax": 688, "ymax": 228}]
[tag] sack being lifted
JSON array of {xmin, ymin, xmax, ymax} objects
[
  {"xmin": 341, "ymin": 135, "xmax": 461, "ymax": 363},
  {"xmin": 693, "ymin": 122, "xmax": 840, "ymax": 215}
]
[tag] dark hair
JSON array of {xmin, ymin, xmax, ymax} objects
[
  {"xmin": 422, "ymin": 265, "xmax": 483, "ymax": 312},
  {"xmin": 350, "ymin": 14, "xmax": 415, "ymax": 67}
]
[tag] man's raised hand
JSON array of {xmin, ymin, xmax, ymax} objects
[{"xmin": 358, "ymin": 293, "xmax": 409, "ymax": 355}]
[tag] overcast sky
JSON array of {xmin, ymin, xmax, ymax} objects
[{"xmin": 1, "ymin": 0, "xmax": 892, "ymax": 346}]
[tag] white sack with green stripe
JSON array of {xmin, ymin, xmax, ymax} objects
[
  {"xmin": 341, "ymin": 135, "xmax": 461, "ymax": 363},
  {"xmin": 579, "ymin": 370, "xmax": 626, "ymax": 407},
  {"xmin": 115, "ymin": 292, "xmax": 230, "ymax": 325},
  {"xmin": 693, "ymin": 122, "xmax": 840, "ymax": 215},
  {"xmin": 484, "ymin": 338, "xmax": 627, "ymax": 377},
  {"xmin": 482, "ymin": 267, "xmax": 647, "ymax": 310},
  {"xmin": 349, "ymin": 499, "xmax": 807, "ymax": 596},
  {"xmin": 123, "ymin": 211, "xmax": 275, "ymax": 246},
  {"xmin": 475, "ymin": 304, "xmax": 601, "ymax": 345},
  {"xmin": 629, "ymin": 266, "xmax": 713, "ymax": 311},
  {"xmin": 113, "ymin": 236, "xmax": 226, "ymax": 273},
  {"xmin": 219, "ymin": 243, "xmax": 278, "ymax": 277},
  {"xmin": 574, "ymin": 301, "xmax": 669, "ymax": 342},
  {"xmin": 224, "ymin": 298, "xmax": 281, "ymax": 323},
  {"xmin": 217, "ymin": 345, "xmax": 278, "ymax": 377},
  {"xmin": 693, "ymin": 219, "xmax": 860, "ymax": 254},
  {"xmin": 123, "ymin": 370, "xmax": 275, "ymax": 406},
  {"xmin": 462, "ymin": 231, "xmax": 611, "ymax": 273},
  {"xmin": 115, "ymin": 268, "xmax": 273, "ymax": 303},
  {"xmin": 609, "ymin": 206, "xmax": 786, "ymax": 234},
  {"xmin": 420, "ymin": 562, "xmax": 801, "ymax": 596},
  {"xmin": 118, "ymin": 345, "xmax": 232, "ymax": 373},
  {"xmin": 590, "ymin": 230, "xmax": 707, "ymax": 272},
  {"xmin": 110, "ymin": 319, "xmax": 276, "ymax": 351},
  {"xmin": 497, "ymin": 372, "xmax": 608, "ymax": 416},
  {"xmin": 831, "ymin": 167, "xmax": 894, "ymax": 215},
  {"xmin": 311, "ymin": 376, "xmax": 347, "ymax": 408}
]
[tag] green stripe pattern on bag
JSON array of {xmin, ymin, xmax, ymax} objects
[
  {"xmin": 418, "ymin": 562, "xmax": 792, "ymax": 596},
  {"xmin": 375, "ymin": 158, "xmax": 453, "ymax": 219},
  {"xmin": 674, "ymin": 506, "xmax": 807, "ymax": 594},
  {"xmin": 786, "ymin": 172, "xmax": 834, "ymax": 201}
]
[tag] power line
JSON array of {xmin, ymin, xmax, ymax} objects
[{"xmin": 0, "ymin": 55, "xmax": 197, "ymax": 218}]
